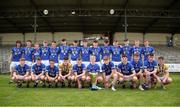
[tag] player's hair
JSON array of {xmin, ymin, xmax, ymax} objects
[
  {"xmin": 104, "ymin": 39, "xmax": 109, "ymax": 43},
  {"xmin": 36, "ymin": 57, "xmax": 41, "ymax": 60},
  {"xmin": 34, "ymin": 42, "xmax": 39, "ymax": 45},
  {"xmin": 49, "ymin": 59, "xmax": 55, "ymax": 62},
  {"xmin": 16, "ymin": 40, "xmax": 22, "ymax": 46},
  {"xmin": 64, "ymin": 57, "xmax": 69, "ymax": 60},
  {"xmin": 19, "ymin": 58, "xmax": 25, "ymax": 61},
  {"xmin": 61, "ymin": 38, "xmax": 66, "ymax": 42},
  {"xmin": 149, "ymin": 53, "xmax": 154, "ymax": 57},
  {"xmin": 122, "ymin": 54, "xmax": 127, "ymax": 58},
  {"xmin": 93, "ymin": 40, "xmax": 98, "ymax": 43},
  {"xmin": 26, "ymin": 40, "xmax": 32, "ymax": 43},
  {"xmin": 133, "ymin": 53, "xmax": 139, "ymax": 57},
  {"xmin": 51, "ymin": 41, "xmax": 56, "ymax": 43},
  {"xmin": 77, "ymin": 58, "xmax": 82, "ymax": 60},
  {"xmin": 124, "ymin": 39, "xmax": 129, "ymax": 42},
  {"xmin": 158, "ymin": 56, "xmax": 164, "ymax": 60},
  {"xmin": 74, "ymin": 40, "xmax": 78, "ymax": 43},
  {"xmin": 113, "ymin": 40, "xmax": 118, "ymax": 42},
  {"xmin": 83, "ymin": 39, "xmax": 88, "ymax": 42}
]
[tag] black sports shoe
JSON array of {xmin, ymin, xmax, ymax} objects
[
  {"xmin": 42, "ymin": 82, "xmax": 46, "ymax": 88},
  {"xmin": 55, "ymin": 83, "xmax": 58, "ymax": 88},
  {"xmin": 17, "ymin": 82, "xmax": 22, "ymax": 88},
  {"xmin": 61, "ymin": 82, "xmax": 65, "ymax": 88},
  {"xmin": 48, "ymin": 83, "xmax": 52, "ymax": 88},
  {"xmin": 122, "ymin": 84, "xmax": 126, "ymax": 89},
  {"xmin": 26, "ymin": 83, "xmax": 30, "ymax": 88},
  {"xmin": 33, "ymin": 82, "xmax": 38, "ymax": 88}
]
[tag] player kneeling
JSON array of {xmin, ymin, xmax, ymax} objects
[
  {"xmin": 144, "ymin": 53, "xmax": 158, "ymax": 88},
  {"xmin": 117, "ymin": 55, "xmax": 138, "ymax": 89},
  {"xmin": 73, "ymin": 58, "xmax": 86, "ymax": 89},
  {"xmin": 87, "ymin": 55, "xmax": 102, "ymax": 90},
  {"xmin": 45, "ymin": 59, "xmax": 59, "ymax": 87},
  {"xmin": 102, "ymin": 56, "xmax": 118, "ymax": 91},
  {"xmin": 154, "ymin": 56, "xmax": 172, "ymax": 89},
  {"xmin": 12, "ymin": 58, "xmax": 31, "ymax": 88},
  {"xmin": 58, "ymin": 57, "xmax": 73, "ymax": 87},
  {"xmin": 131, "ymin": 53, "xmax": 144, "ymax": 90},
  {"xmin": 31, "ymin": 57, "xmax": 46, "ymax": 87}
]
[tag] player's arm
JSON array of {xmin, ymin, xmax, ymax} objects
[
  {"xmin": 24, "ymin": 69, "xmax": 30, "ymax": 77},
  {"xmin": 58, "ymin": 67, "xmax": 63, "ymax": 79}
]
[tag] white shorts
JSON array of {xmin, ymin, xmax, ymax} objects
[
  {"xmin": 42, "ymin": 60, "xmax": 49, "ymax": 66},
  {"xmin": 158, "ymin": 77, "xmax": 165, "ymax": 81},
  {"xmin": 10, "ymin": 62, "xmax": 19, "ymax": 72},
  {"xmin": 112, "ymin": 61, "xmax": 121, "ymax": 67},
  {"xmin": 82, "ymin": 61, "xmax": 90, "ymax": 68},
  {"xmin": 25, "ymin": 61, "xmax": 32, "ymax": 67}
]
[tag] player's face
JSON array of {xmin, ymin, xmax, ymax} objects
[
  {"xmin": 34, "ymin": 44, "xmax": 39, "ymax": 49},
  {"xmin": 83, "ymin": 42, "xmax": 88, "ymax": 47},
  {"xmin": 63, "ymin": 60, "xmax": 69, "ymax": 65},
  {"xmin": 124, "ymin": 41, "xmax": 129, "ymax": 45},
  {"xmin": 148, "ymin": 56, "xmax": 154, "ymax": 62},
  {"xmin": 77, "ymin": 60, "xmax": 82, "ymax": 65},
  {"xmin": 49, "ymin": 61, "xmax": 55, "ymax": 67},
  {"xmin": 62, "ymin": 41, "xmax": 66, "ymax": 45},
  {"xmin": 93, "ymin": 42, "xmax": 98, "ymax": 47},
  {"xmin": 158, "ymin": 59, "xmax": 164, "ymax": 65},
  {"xmin": 51, "ymin": 43, "xmax": 56, "ymax": 48},
  {"xmin": 36, "ymin": 60, "xmax": 41, "ymax": 65},
  {"xmin": 73, "ymin": 42, "xmax": 78, "ymax": 46},
  {"xmin": 135, "ymin": 40, "xmax": 140, "ymax": 46},
  {"xmin": 16, "ymin": 43, "xmax": 21, "ymax": 48},
  {"xmin": 104, "ymin": 42, "xmax": 109, "ymax": 46},
  {"xmin": 26, "ymin": 42, "xmax": 31, "ymax": 47},
  {"xmin": 122, "ymin": 57, "xmax": 128, "ymax": 63},
  {"xmin": 90, "ymin": 56, "xmax": 96, "ymax": 63},
  {"xmin": 43, "ymin": 42, "xmax": 48, "ymax": 47},
  {"xmin": 144, "ymin": 41, "xmax": 149, "ymax": 46},
  {"xmin": 103, "ymin": 59, "xmax": 109, "ymax": 64},
  {"xmin": 133, "ymin": 55, "xmax": 139, "ymax": 61},
  {"xmin": 20, "ymin": 60, "xmax": 25, "ymax": 65}
]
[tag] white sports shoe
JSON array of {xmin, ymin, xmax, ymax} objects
[
  {"xmin": 139, "ymin": 85, "xmax": 144, "ymax": 91},
  {"xmin": 96, "ymin": 86, "xmax": 102, "ymax": 90},
  {"xmin": 111, "ymin": 86, "xmax": 116, "ymax": 91}
]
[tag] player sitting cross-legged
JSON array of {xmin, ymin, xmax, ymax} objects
[
  {"xmin": 154, "ymin": 56, "xmax": 172, "ymax": 89},
  {"xmin": 12, "ymin": 58, "xmax": 31, "ymax": 88},
  {"xmin": 72, "ymin": 58, "xmax": 86, "ymax": 89},
  {"xmin": 31, "ymin": 57, "xmax": 46, "ymax": 88},
  {"xmin": 45, "ymin": 59, "xmax": 59, "ymax": 87},
  {"xmin": 117, "ymin": 54, "xmax": 138, "ymax": 89}
]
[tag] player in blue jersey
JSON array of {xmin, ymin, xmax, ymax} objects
[
  {"xmin": 81, "ymin": 39, "xmax": 91, "ymax": 67},
  {"xmin": 41, "ymin": 40, "xmax": 50, "ymax": 66},
  {"xmin": 142, "ymin": 40, "xmax": 155, "ymax": 61},
  {"xmin": 101, "ymin": 39, "xmax": 111, "ymax": 59},
  {"xmin": 144, "ymin": 53, "xmax": 158, "ymax": 88},
  {"xmin": 49, "ymin": 41, "xmax": 59, "ymax": 66},
  {"xmin": 73, "ymin": 58, "xmax": 86, "ymax": 89},
  {"xmin": 122, "ymin": 39, "xmax": 133, "ymax": 61},
  {"xmin": 31, "ymin": 57, "xmax": 46, "ymax": 87},
  {"xmin": 90, "ymin": 40, "xmax": 102, "ymax": 69},
  {"xmin": 9, "ymin": 40, "xmax": 23, "ymax": 83},
  {"xmin": 23, "ymin": 40, "xmax": 35, "ymax": 67},
  {"xmin": 117, "ymin": 54, "xmax": 138, "ymax": 88},
  {"xmin": 69, "ymin": 40, "xmax": 81, "ymax": 66},
  {"xmin": 131, "ymin": 53, "xmax": 144, "ymax": 90},
  {"xmin": 33, "ymin": 43, "xmax": 42, "ymax": 63},
  {"xmin": 59, "ymin": 38, "xmax": 70, "ymax": 64},
  {"xmin": 110, "ymin": 40, "xmax": 122, "ymax": 67},
  {"xmin": 12, "ymin": 58, "xmax": 31, "ymax": 88},
  {"xmin": 101, "ymin": 56, "xmax": 118, "ymax": 91},
  {"xmin": 132, "ymin": 40, "xmax": 143, "ymax": 60},
  {"xmin": 87, "ymin": 55, "xmax": 102, "ymax": 90},
  {"xmin": 45, "ymin": 59, "xmax": 59, "ymax": 87}
]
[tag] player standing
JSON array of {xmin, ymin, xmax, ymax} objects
[
  {"xmin": 59, "ymin": 39, "xmax": 70, "ymax": 64},
  {"xmin": 49, "ymin": 41, "xmax": 59, "ymax": 66},
  {"xmin": 23, "ymin": 40, "xmax": 34, "ymax": 67},
  {"xmin": 41, "ymin": 40, "xmax": 50, "ymax": 66},
  {"xmin": 132, "ymin": 40, "xmax": 143, "ymax": 60},
  {"xmin": 122, "ymin": 39, "xmax": 133, "ymax": 61},
  {"xmin": 81, "ymin": 39, "xmax": 91, "ymax": 67},
  {"xmin": 142, "ymin": 40, "xmax": 155, "ymax": 61}
]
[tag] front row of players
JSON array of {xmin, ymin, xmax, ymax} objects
[{"xmin": 11, "ymin": 53, "xmax": 172, "ymax": 91}]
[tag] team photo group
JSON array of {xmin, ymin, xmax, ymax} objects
[{"xmin": 9, "ymin": 38, "xmax": 172, "ymax": 91}]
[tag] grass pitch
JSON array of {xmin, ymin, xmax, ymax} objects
[{"xmin": 0, "ymin": 74, "xmax": 180, "ymax": 106}]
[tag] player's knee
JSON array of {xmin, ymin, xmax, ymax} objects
[
  {"xmin": 133, "ymin": 76, "xmax": 138, "ymax": 82},
  {"xmin": 86, "ymin": 76, "xmax": 91, "ymax": 82},
  {"xmin": 97, "ymin": 76, "xmax": 103, "ymax": 83},
  {"xmin": 81, "ymin": 76, "xmax": 86, "ymax": 81},
  {"xmin": 113, "ymin": 74, "xmax": 118, "ymax": 79},
  {"xmin": 71, "ymin": 76, "xmax": 75, "ymax": 81},
  {"xmin": 167, "ymin": 77, "xmax": 172, "ymax": 83},
  {"xmin": 119, "ymin": 77, "xmax": 123, "ymax": 82}
]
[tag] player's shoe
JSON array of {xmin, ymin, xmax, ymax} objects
[
  {"xmin": 139, "ymin": 85, "xmax": 144, "ymax": 91},
  {"xmin": 96, "ymin": 86, "xmax": 102, "ymax": 90},
  {"xmin": 33, "ymin": 82, "xmax": 38, "ymax": 88},
  {"xmin": 111, "ymin": 86, "xmax": 116, "ymax": 91}
]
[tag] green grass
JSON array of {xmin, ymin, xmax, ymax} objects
[{"xmin": 0, "ymin": 74, "xmax": 180, "ymax": 106}]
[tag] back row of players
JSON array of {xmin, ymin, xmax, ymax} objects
[{"xmin": 10, "ymin": 39, "xmax": 172, "ymax": 91}]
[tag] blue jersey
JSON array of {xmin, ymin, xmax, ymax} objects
[
  {"xmin": 15, "ymin": 64, "xmax": 30, "ymax": 76},
  {"xmin": 111, "ymin": 46, "xmax": 122, "ymax": 61},
  {"xmin": 69, "ymin": 46, "xmax": 81, "ymax": 61},
  {"xmin": 87, "ymin": 63, "xmax": 100, "ymax": 73},
  {"xmin": 144, "ymin": 60, "xmax": 157, "ymax": 72},
  {"xmin": 118, "ymin": 62, "xmax": 134, "ymax": 75},
  {"xmin": 90, "ymin": 47, "xmax": 102, "ymax": 62},
  {"xmin": 32, "ymin": 63, "xmax": 46, "ymax": 75},
  {"xmin": 11, "ymin": 47, "xmax": 23, "ymax": 62},
  {"xmin": 45, "ymin": 65, "xmax": 59, "ymax": 77},
  {"xmin": 34, "ymin": 48, "xmax": 42, "ymax": 62},
  {"xmin": 23, "ymin": 47, "xmax": 35, "ymax": 62},
  {"xmin": 41, "ymin": 46, "xmax": 50, "ymax": 60},
  {"xmin": 101, "ymin": 46, "xmax": 111, "ymax": 58},
  {"xmin": 142, "ymin": 46, "xmax": 154, "ymax": 61},
  {"xmin": 122, "ymin": 45, "xmax": 133, "ymax": 61},
  {"xmin": 132, "ymin": 46, "xmax": 143, "ymax": 60},
  {"xmin": 73, "ymin": 63, "xmax": 86, "ymax": 75},
  {"xmin": 102, "ymin": 61, "xmax": 115, "ymax": 76},
  {"xmin": 49, "ymin": 47, "xmax": 59, "ymax": 63},
  {"xmin": 81, "ymin": 47, "xmax": 91, "ymax": 61},
  {"xmin": 59, "ymin": 45, "xmax": 70, "ymax": 60},
  {"xmin": 131, "ymin": 60, "xmax": 143, "ymax": 73}
]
